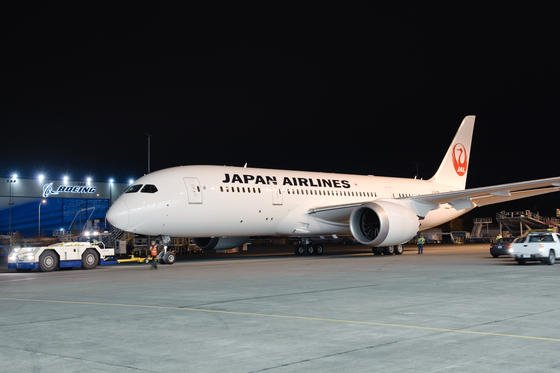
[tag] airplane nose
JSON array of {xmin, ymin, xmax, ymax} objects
[{"xmin": 106, "ymin": 199, "xmax": 129, "ymax": 230}]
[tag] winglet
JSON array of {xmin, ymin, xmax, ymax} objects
[{"xmin": 429, "ymin": 115, "xmax": 475, "ymax": 190}]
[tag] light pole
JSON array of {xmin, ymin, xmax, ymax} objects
[
  {"xmin": 145, "ymin": 132, "xmax": 151, "ymax": 173},
  {"xmin": 108, "ymin": 178, "xmax": 114, "ymax": 205},
  {"xmin": 6, "ymin": 174, "xmax": 17, "ymax": 245},
  {"xmin": 38, "ymin": 199, "xmax": 47, "ymax": 238}
]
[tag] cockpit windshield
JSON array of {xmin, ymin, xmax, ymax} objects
[
  {"xmin": 140, "ymin": 184, "xmax": 158, "ymax": 193},
  {"xmin": 125, "ymin": 184, "xmax": 143, "ymax": 193}
]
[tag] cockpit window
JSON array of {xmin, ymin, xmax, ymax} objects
[
  {"xmin": 140, "ymin": 184, "xmax": 158, "ymax": 193},
  {"xmin": 124, "ymin": 184, "xmax": 143, "ymax": 193}
]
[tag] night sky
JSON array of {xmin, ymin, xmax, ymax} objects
[{"xmin": 1, "ymin": 5, "xmax": 559, "ymax": 218}]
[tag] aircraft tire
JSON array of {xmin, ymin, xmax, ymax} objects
[
  {"xmin": 306, "ymin": 245, "xmax": 315, "ymax": 256},
  {"xmin": 314, "ymin": 244, "xmax": 324, "ymax": 255},
  {"xmin": 395, "ymin": 244, "xmax": 404, "ymax": 255},
  {"xmin": 163, "ymin": 252, "xmax": 176, "ymax": 265}
]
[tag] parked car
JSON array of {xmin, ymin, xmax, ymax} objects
[
  {"xmin": 489, "ymin": 236, "xmax": 517, "ymax": 257},
  {"xmin": 509, "ymin": 231, "xmax": 560, "ymax": 265}
]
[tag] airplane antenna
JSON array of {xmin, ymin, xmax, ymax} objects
[{"xmin": 243, "ymin": 162, "xmax": 247, "ymax": 168}]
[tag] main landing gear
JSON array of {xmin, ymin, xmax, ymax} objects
[
  {"xmin": 371, "ymin": 244, "xmax": 404, "ymax": 256},
  {"xmin": 294, "ymin": 239, "xmax": 326, "ymax": 256}
]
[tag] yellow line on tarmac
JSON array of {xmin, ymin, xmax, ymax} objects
[{"xmin": 2, "ymin": 297, "xmax": 559, "ymax": 343}]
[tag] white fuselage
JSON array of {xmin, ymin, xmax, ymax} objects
[{"xmin": 107, "ymin": 165, "xmax": 469, "ymax": 238}]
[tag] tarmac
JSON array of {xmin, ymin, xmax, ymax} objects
[{"xmin": 1, "ymin": 243, "xmax": 560, "ymax": 372}]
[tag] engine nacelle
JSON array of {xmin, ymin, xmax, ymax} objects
[
  {"xmin": 192, "ymin": 237, "xmax": 250, "ymax": 250},
  {"xmin": 349, "ymin": 201, "xmax": 419, "ymax": 247}
]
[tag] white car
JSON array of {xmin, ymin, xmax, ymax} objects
[{"xmin": 509, "ymin": 231, "xmax": 560, "ymax": 265}]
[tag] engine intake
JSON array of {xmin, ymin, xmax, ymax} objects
[{"xmin": 349, "ymin": 201, "xmax": 419, "ymax": 246}]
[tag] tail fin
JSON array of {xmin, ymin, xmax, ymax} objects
[{"xmin": 429, "ymin": 115, "xmax": 475, "ymax": 190}]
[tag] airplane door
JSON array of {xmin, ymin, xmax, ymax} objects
[
  {"xmin": 183, "ymin": 177, "xmax": 203, "ymax": 204},
  {"xmin": 272, "ymin": 188, "xmax": 283, "ymax": 205}
]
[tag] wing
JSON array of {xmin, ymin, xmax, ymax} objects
[
  {"xmin": 410, "ymin": 176, "xmax": 560, "ymax": 216},
  {"xmin": 307, "ymin": 177, "xmax": 560, "ymax": 223}
]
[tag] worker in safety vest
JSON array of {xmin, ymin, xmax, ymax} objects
[
  {"xmin": 150, "ymin": 242, "xmax": 158, "ymax": 269},
  {"xmin": 496, "ymin": 233, "xmax": 503, "ymax": 244},
  {"xmin": 416, "ymin": 235, "xmax": 426, "ymax": 255}
]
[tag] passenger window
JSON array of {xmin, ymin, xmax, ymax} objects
[
  {"xmin": 140, "ymin": 184, "xmax": 158, "ymax": 193},
  {"xmin": 125, "ymin": 184, "xmax": 143, "ymax": 193}
]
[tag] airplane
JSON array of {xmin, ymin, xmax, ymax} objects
[{"xmin": 106, "ymin": 115, "xmax": 560, "ymax": 255}]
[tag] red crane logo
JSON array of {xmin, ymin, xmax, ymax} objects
[{"xmin": 452, "ymin": 143, "xmax": 468, "ymax": 176}]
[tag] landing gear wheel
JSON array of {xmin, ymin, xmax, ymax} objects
[
  {"xmin": 295, "ymin": 245, "xmax": 306, "ymax": 256},
  {"xmin": 39, "ymin": 250, "xmax": 58, "ymax": 272},
  {"xmin": 314, "ymin": 245, "xmax": 324, "ymax": 256},
  {"xmin": 395, "ymin": 244, "xmax": 404, "ymax": 255},
  {"xmin": 306, "ymin": 245, "xmax": 315, "ymax": 256},
  {"xmin": 384, "ymin": 246, "xmax": 395, "ymax": 255},
  {"xmin": 82, "ymin": 249, "xmax": 99, "ymax": 269},
  {"xmin": 372, "ymin": 248, "xmax": 382, "ymax": 256},
  {"xmin": 163, "ymin": 252, "xmax": 176, "ymax": 265}
]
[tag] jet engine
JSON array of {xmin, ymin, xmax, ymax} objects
[
  {"xmin": 349, "ymin": 201, "xmax": 419, "ymax": 247},
  {"xmin": 192, "ymin": 237, "xmax": 250, "ymax": 250}
]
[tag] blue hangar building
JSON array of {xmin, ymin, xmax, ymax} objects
[{"xmin": 1, "ymin": 176, "xmax": 128, "ymax": 238}]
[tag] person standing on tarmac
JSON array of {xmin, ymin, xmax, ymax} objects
[
  {"xmin": 495, "ymin": 233, "xmax": 503, "ymax": 244},
  {"xmin": 416, "ymin": 235, "xmax": 426, "ymax": 255},
  {"xmin": 150, "ymin": 242, "xmax": 158, "ymax": 269}
]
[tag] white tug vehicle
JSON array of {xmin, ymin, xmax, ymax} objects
[{"xmin": 8, "ymin": 240, "xmax": 116, "ymax": 272}]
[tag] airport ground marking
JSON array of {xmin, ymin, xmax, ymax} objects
[{"xmin": 2, "ymin": 297, "xmax": 560, "ymax": 343}]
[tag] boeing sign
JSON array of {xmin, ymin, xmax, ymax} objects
[{"xmin": 42, "ymin": 182, "xmax": 97, "ymax": 198}]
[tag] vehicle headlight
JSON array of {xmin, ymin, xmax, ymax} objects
[
  {"xmin": 7, "ymin": 248, "xmax": 23, "ymax": 262},
  {"xmin": 12, "ymin": 247, "xmax": 36, "ymax": 261}
]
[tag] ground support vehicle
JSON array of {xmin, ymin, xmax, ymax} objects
[
  {"xmin": 8, "ymin": 241, "xmax": 116, "ymax": 272},
  {"xmin": 116, "ymin": 247, "xmax": 176, "ymax": 265},
  {"xmin": 509, "ymin": 231, "xmax": 560, "ymax": 265}
]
